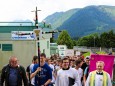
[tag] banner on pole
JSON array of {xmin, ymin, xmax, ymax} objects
[
  {"xmin": 11, "ymin": 31, "xmax": 35, "ymax": 40},
  {"xmin": 90, "ymin": 54, "xmax": 114, "ymax": 78}
]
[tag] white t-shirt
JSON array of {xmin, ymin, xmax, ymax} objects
[
  {"xmin": 29, "ymin": 63, "xmax": 35, "ymax": 85},
  {"xmin": 49, "ymin": 64, "xmax": 55, "ymax": 83}
]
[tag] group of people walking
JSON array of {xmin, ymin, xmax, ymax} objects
[{"xmin": 0, "ymin": 53, "xmax": 112, "ymax": 86}]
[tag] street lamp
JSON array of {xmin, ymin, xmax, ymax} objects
[{"xmin": 94, "ymin": 36, "xmax": 95, "ymax": 47}]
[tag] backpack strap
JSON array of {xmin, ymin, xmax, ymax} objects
[{"xmin": 27, "ymin": 65, "xmax": 31, "ymax": 85}]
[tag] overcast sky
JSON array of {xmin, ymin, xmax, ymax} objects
[{"xmin": 0, "ymin": 0, "xmax": 115, "ymax": 22}]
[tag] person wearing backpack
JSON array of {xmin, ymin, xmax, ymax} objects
[
  {"xmin": 26, "ymin": 55, "xmax": 38, "ymax": 86},
  {"xmin": 0, "ymin": 56, "xmax": 28, "ymax": 86}
]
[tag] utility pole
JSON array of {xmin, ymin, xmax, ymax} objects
[{"xmin": 94, "ymin": 36, "xmax": 95, "ymax": 47}]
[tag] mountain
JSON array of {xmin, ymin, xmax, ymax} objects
[
  {"xmin": 45, "ymin": 8, "xmax": 80, "ymax": 29},
  {"xmin": 44, "ymin": 5, "xmax": 115, "ymax": 37}
]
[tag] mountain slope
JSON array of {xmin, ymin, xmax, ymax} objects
[
  {"xmin": 45, "ymin": 8, "xmax": 80, "ymax": 29},
  {"xmin": 44, "ymin": 5, "xmax": 115, "ymax": 37}
]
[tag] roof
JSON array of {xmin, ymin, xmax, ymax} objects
[{"xmin": 0, "ymin": 22, "xmax": 53, "ymax": 33}]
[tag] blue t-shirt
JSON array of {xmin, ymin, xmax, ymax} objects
[{"xmin": 32, "ymin": 63, "xmax": 52, "ymax": 86}]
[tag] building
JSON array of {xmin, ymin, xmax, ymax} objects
[{"xmin": 0, "ymin": 22, "xmax": 53, "ymax": 70}]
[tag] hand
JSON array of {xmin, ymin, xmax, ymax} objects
[
  {"xmin": 41, "ymin": 85, "xmax": 46, "ymax": 86},
  {"xmin": 36, "ymin": 67, "xmax": 42, "ymax": 72}
]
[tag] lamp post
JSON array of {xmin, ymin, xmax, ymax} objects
[{"xmin": 94, "ymin": 36, "xmax": 95, "ymax": 47}]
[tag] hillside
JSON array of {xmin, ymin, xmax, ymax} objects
[{"xmin": 44, "ymin": 5, "xmax": 115, "ymax": 37}]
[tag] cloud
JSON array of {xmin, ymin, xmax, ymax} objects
[{"xmin": 0, "ymin": 0, "xmax": 115, "ymax": 22}]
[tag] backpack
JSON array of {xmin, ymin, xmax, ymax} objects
[{"xmin": 26, "ymin": 65, "xmax": 31, "ymax": 85}]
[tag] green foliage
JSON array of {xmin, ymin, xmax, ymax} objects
[
  {"xmin": 57, "ymin": 30, "xmax": 73, "ymax": 49},
  {"xmin": 72, "ymin": 40, "xmax": 77, "ymax": 46},
  {"xmin": 56, "ymin": 30, "xmax": 115, "ymax": 48},
  {"xmin": 50, "ymin": 38, "xmax": 54, "ymax": 43},
  {"xmin": 76, "ymin": 33, "xmax": 99, "ymax": 47},
  {"xmin": 76, "ymin": 30, "xmax": 115, "ymax": 48},
  {"xmin": 83, "ymin": 52, "xmax": 90, "ymax": 58},
  {"xmin": 100, "ymin": 30, "xmax": 115, "ymax": 48},
  {"xmin": 96, "ymin": 51, "xmax": 106, "ymax": 54}
]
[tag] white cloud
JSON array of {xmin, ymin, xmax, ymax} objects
[{"xmin": 0, "ymin": 0, "xmax": 115, "ymax": 22}]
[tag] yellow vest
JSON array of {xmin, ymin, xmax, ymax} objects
[{"xmin": 90, "ymin": 70, "xmax": 108, "ymax": 86}]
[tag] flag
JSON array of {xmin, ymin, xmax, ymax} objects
[{"xmin": 89, "ymin": 54, "xmax": 114, "ymax": 78}]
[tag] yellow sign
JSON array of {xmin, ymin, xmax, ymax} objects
[{"xmin": 34, "ymin": 29, "xmax": 40, "ymax": 36}]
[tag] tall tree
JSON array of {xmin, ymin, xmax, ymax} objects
[
  {"xmin": 100, "ymin": 30, "xmax": 115, "ymax": 48},
  {"xmin": 76, "ymin": 33, "xmax": 99, "ymax": 47},
  {"xmin": 57, "ymin": 30, "xmax": 73, "ymax": 49}
]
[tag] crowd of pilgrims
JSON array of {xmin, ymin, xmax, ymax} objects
[
  {"xmin": 1, "ymin": 53, "xmax": 112, "ymax": 86},
  {"xmin": 26, "ymin": 54, "xmax": 90, "ymax": 86}
]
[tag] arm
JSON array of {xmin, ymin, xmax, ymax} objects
[
  {"xmin": 83, "ymin": 75, "xmax": 87, "ymax": 86},
  {"xmin": 30, "ymin": 67, "xmax": 41, "ymax": 79},
  {"xmin": 43, "ymin": 79, "xmax": 52, "ymax": 86},
  {"xmin": 0, "ymin": 66, "xmax": 6, "ymax": 86},
  {"xmin": 85, "ymin": 73, "xmax": 91, "ymax": 86},
  {"xmin": 20, "ymin": 66, "xmax": 28, "ymax": 86},
  {"xmin": 26, "ymin": 65, "xmax": 30, "ymax": 80},
  {"xmin": 44, "ymin": 68, "xmax": 52, "ymax": 86},
  {"xmin": 107, "ymin": 73, "xmax": 112, "ymax": 86},
  {"xmin": 26, "ymin": 72, "xmax": 29, "ymax": 80},
  {"xmin": 83, "ymin": 67, "xmax": 88, "ymax": 86}
]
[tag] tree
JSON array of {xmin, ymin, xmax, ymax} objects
[
  {"xmin": 100, "ymin": 30, "xmax": 115, "ymax": 48},
  {"xmin": 76, "ymin": 33, "xmax": 100, "ymax": 47},
  {"xmin": 57, "ymin": 30, "xmax": 73, "ymax": 49},
  {"xmin": 76, "ymin": 30, "xmax": 115, "ymax": 48}
]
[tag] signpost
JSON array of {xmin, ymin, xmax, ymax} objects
[
  {"xmin": 58, "ymin": 45, "xmax": 67, "ymax": 58},
  {"xmin": 65, "ymin": 49, "xmax": 74, "ymax": 56}
]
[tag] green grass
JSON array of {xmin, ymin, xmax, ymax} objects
[
  {"xmin": 96, "ymin": 51, "xmax": 107, "ymax": 54},
  {"xmin": 83, "ymin": 51, "xmax": 107, "ymax": 58}
]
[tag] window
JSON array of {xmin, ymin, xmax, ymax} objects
[{"xmin": 2, "ymin": 44, "xmax": 13, "ymax": 51}]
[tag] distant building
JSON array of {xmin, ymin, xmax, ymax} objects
[
  {"xmin": 50, "ymin": 43, "xmax": 58, "ymax": 55},
  {"xmin": 0, "ymin": 22, "xmax": 53, "ymax": 70}
]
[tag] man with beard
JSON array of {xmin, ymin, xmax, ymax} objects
[{"xmin": 0, "ymin": 56, "xmax": 28, "ymax": 86}]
